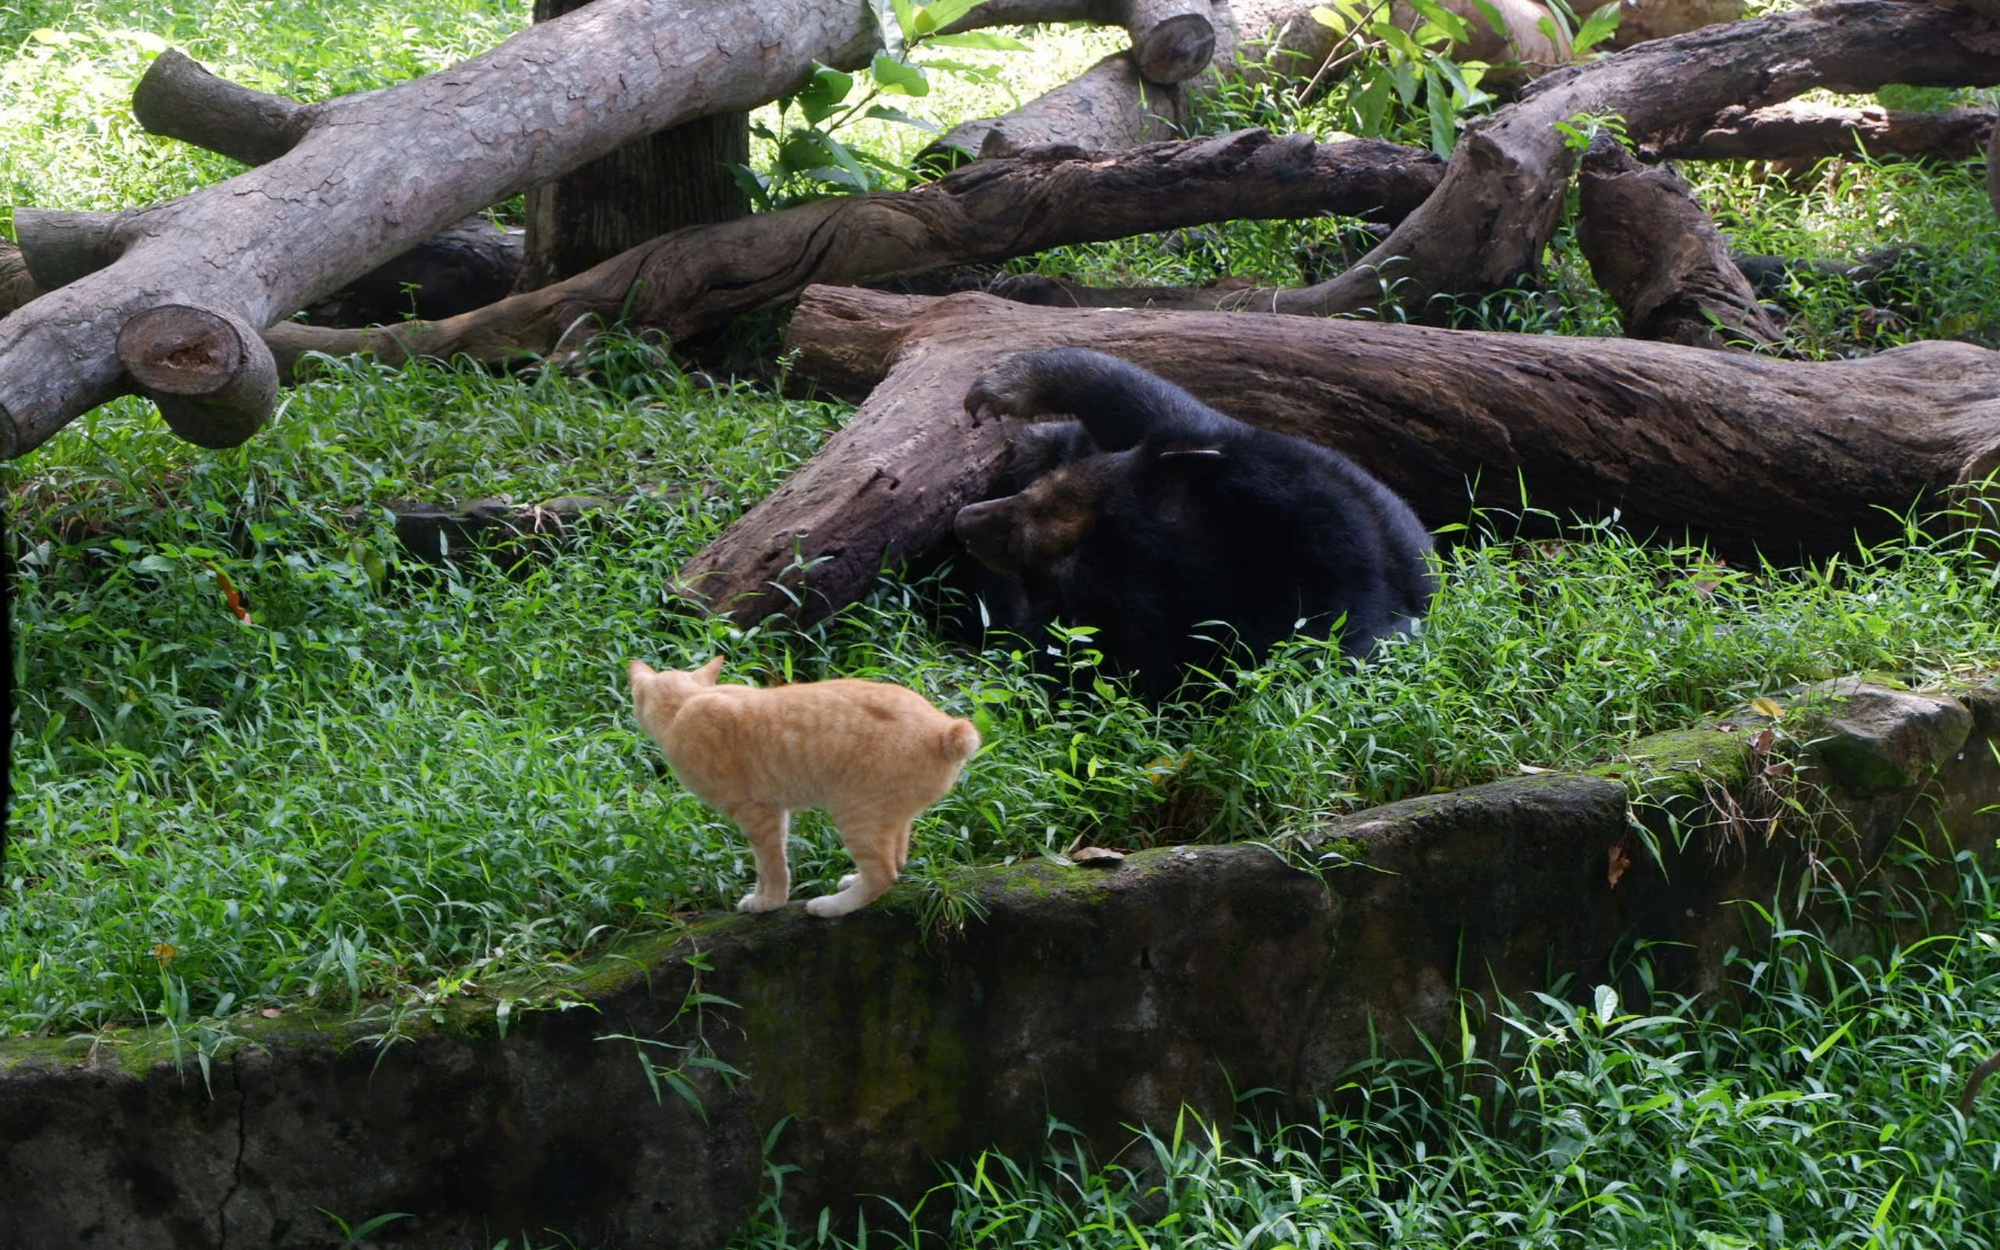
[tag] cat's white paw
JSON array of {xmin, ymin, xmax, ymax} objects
[
  {"xmin": 738, "ymin": 892, "xmax": 787, "ymax": 913},
  {"xmin": 806, "ymin": 893, "xmax": 863, "ymax": 918}
]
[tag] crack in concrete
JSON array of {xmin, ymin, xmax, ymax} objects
[{"xmin": 216, "ymin": 1053, "xmax": 247, "ymax": 1249}]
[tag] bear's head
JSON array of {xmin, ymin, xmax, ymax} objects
[
  {"xmin": 954, "ymin": 455, "xmax": 1119, "ymax": 573},
  {"xmin": 954, "ymin": 440, "xmax": 1228, "ymax": 575}
]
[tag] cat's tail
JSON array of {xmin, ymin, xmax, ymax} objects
[{"xmin": 938, "ymin": 718, "xmax": 982, "ymax": 762}]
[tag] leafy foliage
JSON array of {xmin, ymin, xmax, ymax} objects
[{"xmin": 736, "ymin": 0, "xmax": 1025, "ymax": 207}]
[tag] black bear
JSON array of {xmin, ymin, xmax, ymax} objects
[{"xmin": 952, "ymin": 348, "xmax": 1436, "ymax": 699}]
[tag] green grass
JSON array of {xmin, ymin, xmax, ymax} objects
[{"xmin": 735, "ymin": 866, "xmax": 2000, "ymax": 1250}]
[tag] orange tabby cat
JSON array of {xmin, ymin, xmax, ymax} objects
[{"xmin": 628, "ymin": 656, "xmax": 981, "ymax": 917}]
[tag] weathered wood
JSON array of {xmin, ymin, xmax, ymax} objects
[
  {"xmin": 1574, "ymin": 133, "xmax": 1783, "ymax": 348},
  {"xmin": 0, "ymin": 0, "xmax": 1107, "ymax": 459},
  {"xmin": 130, "ymin": 47, "xmax": 314, "ymax": 166},
  {"xmin": 11, "ymin": 210, "xmax": 126, "ymax": 292},
  {"xmin": 259, "ymin": 131, "xmax": 1444, "ymax": 375},
  {"xmin": 514, "ymin": 0, "xmax": 751, "ymax": 292},
  {"xmin": 678, "ymin": 286, "xmax": 2000, "ymax": 624},
  {"xmin": 115, "ymin": 305, "xmax": 277, "ymax": 449},
  {"xmin": 930, "ymin": 50, "xmax": 1188, "ymax": 162},
  {"xmin": 1652, "ymin": 102, "xmax": 2000, "ymax": 163},
  {"xmin": 1128, "ymin": 0, "xmax": 1217, "ymax": 83},
  {"xmin": 1041, "ymin": 3, "xmax": 2000, "ymax": 322}
]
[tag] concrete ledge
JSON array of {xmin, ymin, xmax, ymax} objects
[{"xmin": 3, "ymin": 673, "xmax": 1996, "ymax": 1248}]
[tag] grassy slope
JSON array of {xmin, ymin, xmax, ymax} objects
[{"xmin": 4, "ymin": 3, "xmax": 2000, "ymax": 1242}]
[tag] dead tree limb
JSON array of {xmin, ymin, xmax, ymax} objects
[
  {"xmin": 256, "ymin": 131, "xmax": 1442, "ymax": 375},
  {"xmin": 677, "ymin": 286, "xmax": 2000, "ymax": 624},
  {"xmin": 130, "ymin": 47, "xmax": 312, "ymax": 166},
  {"xmin": 1649, "ymin": 102, "xmax": 2000, "ymax": 163},
  {"xmin": 1242, "ymin": 1, "xmax": 2000, "ymax": 322},
  {"xmin": 962, "ymin": 3, "xmax": 2000, "ymax": 323},
  {"xmin": 0, "ymin": 0, "xmax": 1106, "ymax": 459},
  {"xmin": 1574, "ymin": 132, "xmax": 1783, "ymax": 348}
]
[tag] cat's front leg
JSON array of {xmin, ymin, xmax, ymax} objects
[{"xmin": 734, "ymin": 805, "xmax": 792, "ymax": 913}]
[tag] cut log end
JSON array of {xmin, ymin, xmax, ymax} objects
[
  {"xmin": 1133, "ymin": 11, "xmax": 1216, "ymax": 84},
  {"xmin": 115, "ymin": 304, "xmax": 278, "ymax": 449}
]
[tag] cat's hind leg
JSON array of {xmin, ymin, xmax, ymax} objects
[
  {"xmin": 810, "ymin": 825, "xmax": 905, "ymax": 917},
  {"xmin": 731, "ymin": 804, "xmax": 792, "ymax": 913}
]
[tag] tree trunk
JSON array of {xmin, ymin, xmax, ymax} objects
[
  {"xmin": 677, "ymin": 286, "xmax": 2000, "ymax": 625},
  {"xmin": 257, "ymin": 131, "xmax": 1443, "ymax": 376},
  {"xmin": 0, "ymin": 0, "xmax": 1105, "ymax": 459},
  {"xmin": 514, "ymin": 0, "xmax": 751, "ymax": 292}
]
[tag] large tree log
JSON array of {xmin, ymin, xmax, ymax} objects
[
  {"xmin": 0, "ymin": 0, "xmax": 1114, "ymax": 459},
  {"xmin": 255, "ymin": 131, "xmax": 1443, "ymax": 375},
  {"xmin": 1651, "ymin": 101, "xmax": 2000, "ymax": 163},
  {"xmin": 956, "ymin": 3, "xmax": 2000, "ymax": 323},
  {"xmin": 677, "ymin": 286, "xmax": 2000, "ymax": 624}
]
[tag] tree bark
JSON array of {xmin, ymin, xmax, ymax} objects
[
  {"xmin": 257, "ymin": 130, "xmax": 1443, "ymax": 376},
  {"xmin": 1606, "ymin": 0, "xmax": 1746, "ymax": 48},
  {"xmin": 966, "ymin": 3, "xmax": 2000, "ymax": 323},
  {"xmin": 1574, "ymin": 132, "xmax": 1783, "ymax": 348},
  {"xmin": 1650, "ymin": 101, "xmax": 2000, "ymax": 163},
  {"xmin": 677, "ymin": 286, "xmax": 2000, "ymax": 625},
  {"xmin": 513, "ymin": 0, "xmax": 751, "ymax": 292},
  {"xmin": 0, "ymin": 0, "xmax": 1105, "ymax": 459}
]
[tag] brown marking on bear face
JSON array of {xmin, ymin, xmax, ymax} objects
[{"xmin": 955, "ymin": 458, "xmax": 1113, "ymax": 573}]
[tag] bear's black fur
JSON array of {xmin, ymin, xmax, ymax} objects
[{"xmin": 952, "ymin": 348, "xmax": 1435, "ymax": 699}]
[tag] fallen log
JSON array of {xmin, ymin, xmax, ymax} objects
[
  {"xmin": 1649, "ymin": 101, "xmax": 2000, "ymax": 164},
  {"xmin": 966, "ymin": 3, "xmax": 2000, "ymax": 322},
  {"xmin": 677, "ymin": 286, "xmax": 2000, "ymax": 624},
  {"xmin": 1573, "ymin": 132, "xmax": 1783, "ymax": 348},
  {"xmin": 0, "ymin": 0, "xmax": 1107, "ymax": 459},
  {"xmin": 255, "ymin": 130, "xmax": 1443, "ymax": 375}
]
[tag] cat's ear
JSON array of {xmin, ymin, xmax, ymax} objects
[
  {"xmin": 696, "ymin": 655, "xmax": 725, "ymax": 684},
  {"xmin": 627, "ymin": 659, "xmax": 656, "ymax": 685}
]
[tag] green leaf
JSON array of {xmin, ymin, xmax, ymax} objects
[
  {"xmin": 1573, "ymin": 0, "xmax": 1623, "ymax": 54},
  {"xmin": 870, "ymin": 0, "xmax": 906, "ymax": 56},
  {"xmin": 726, "ymin": 163, "xmax": 773, "ymax": 211},
  {"xmin": 914, "ymin": 0, "xmax": 982, "ymax": 35},
  {"xmin": 1309, "ymin": 4, "xmax": 1351, "ymax": 32},
  {"xmin": 1354, "ymin": 72, "xmax": 1391, "ymax": 136},
  {"xmin": 1405, "ymin": 0, "xmax": 1470, "ymax": 44},
  {"xmin": 871, "ymin": 52, "xmax": 931, "ymax": 97},
  {"xmin": 1390, "ymin": 56, "xmax": 1420, "ymax": 107},
  {"xmin": 795, "ymin": 63, "xmax": 854, "ymax": 124},
  {"xmin": 865, "ymin": 103, "xmax": 941, "ymax": 133},
  {"xmin": 1425, "ymin": 70, "xmax": 1455, "ymax": 156}
]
